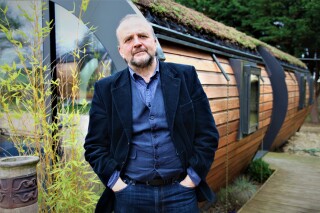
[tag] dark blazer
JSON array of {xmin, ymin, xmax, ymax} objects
[{"xmin": 84, "ymin": 61, "xmax": 219, "ymax": 213}]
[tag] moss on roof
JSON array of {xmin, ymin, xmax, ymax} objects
[{"xmin": 134, "ymin": 0, "xmax": 306, "ymax": 68}]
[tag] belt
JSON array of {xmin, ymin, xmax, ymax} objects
[{"xmin": 124, "ymin": 174, "xmax": 185, "ymax": 186}]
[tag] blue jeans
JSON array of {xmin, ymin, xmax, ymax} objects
[{"xmin": 114, "ymin": 180, "xmax": 199, "ymax": 213}]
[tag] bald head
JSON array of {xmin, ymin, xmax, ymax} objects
[
  {"xmin": 116, "ymin": 14, "xmax": 155, "ymax": 44},
  {"xmin": 116, "ymin": 14, "xmax": 157, "ymax": 70}
]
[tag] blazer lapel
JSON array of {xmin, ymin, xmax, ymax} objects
[
  {"xmin": 160, "ymin": 62, "xmax": 181, "ymax": 131},
  {"xmin": 111, "ymin": 69, "xmax": 132, "ymax": 139}
]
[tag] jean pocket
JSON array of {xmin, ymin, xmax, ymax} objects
[
  {"xmin": 178, "ymin": 182, "xmax": 195, "ymax": 190},
  {"xmin": 114, "ymin": 182, "xmax": 131, "ymax": 194}
]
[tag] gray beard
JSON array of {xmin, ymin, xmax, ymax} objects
[{"xmin": 130, "ymin": 53, "xmax": 154, "ymax": 68}]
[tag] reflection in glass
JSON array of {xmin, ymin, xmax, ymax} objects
[
  {"xmin": 0, "ymin": 0, "xmax": 45, "ymax": 145},
  {"xmin": 55, "ymin": 4, "xmax": 115, "ymax": 106},
  {"xmin": 301, "ymin": 76, "xmax": 307, "ymax": 108},
  {"xmin": 249, "ymin": 74, "xmax": 259, "ymax": 131},
  {"xmin": 240, "ymin": 64, "xmax": 261, "ymax": 137},
  {"xmin": 0, "ymin": 0, "xmax": 42, "ymax": 80}
]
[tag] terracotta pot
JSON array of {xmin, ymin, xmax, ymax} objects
[{"xmin": 0, "ymin": 156, "xmax": 39, "ymax": 213}]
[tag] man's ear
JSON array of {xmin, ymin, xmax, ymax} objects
[{"xmin": 118, "ymin": 46, "xmax": 124, "ymax": 58}]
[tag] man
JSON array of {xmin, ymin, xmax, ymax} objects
[{"xmin": 84, "ymin": 14, "xmax": 219, "ymax": 213}]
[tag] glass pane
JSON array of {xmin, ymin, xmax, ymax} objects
[
  {"xmin": 303, "ymin": 77, "xmax": 307, "ymax": 107},
  {"xmin": 55, "ymin": 4, "xmax": 116, "ymax": 109},
  {"xmin": 0, "ymin": 0, "xmax": 43, "ymax": 151},
  {"xmin": 249, "ymin": 74, "xmax": 259, "ymax": 130},
  {"xmin": 0, "ymin": 0, "xmax": 42, "ymax": 81}
]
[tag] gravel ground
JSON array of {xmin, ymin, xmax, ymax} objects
[{"xmin": 282, "ymin": 122, "xmax": 320, "ymax": 157}]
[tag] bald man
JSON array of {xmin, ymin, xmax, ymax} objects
[{"xmin": 84, "ymin": 14, "xmax": 219, "ymax": 213}]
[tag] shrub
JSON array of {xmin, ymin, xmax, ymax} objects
[
  {"xmin": 247, "ymin": 158, "xmax": 273, "ymax": 183},
  {"xmin": 217, "ymin": 186, "xmax": 233, "ymax": 212},
  {"xmin": 216, "ymin": 175, "xmax": 257, "ymax": 212},
  {"xmin": 229, "ymin": 175, "xmax": 257, "ymax": 207}
]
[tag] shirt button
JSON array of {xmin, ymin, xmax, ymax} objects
[
  {"xmin": 155, "ymin": 155, "xmax": 159, "ymax": 159},
  {"xmin": 148, "ymin": 103, "xmax": 151, "ymax": 107},
  {"xmin": 155, "ymin": 145, "xmax": 159, "ymax": 149},
  {"xmin": 150, "ymin": 115, "xmax": 154, "ymax": 120},
  {"xmin": 155, "ymin": 164, "xmax": 159, "ymax": 169},
  {"xmin": 153, "ymin": 135, "xmax": 158, "ymax": 138}
]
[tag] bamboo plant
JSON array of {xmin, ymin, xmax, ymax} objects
[{"xmin": 0, "ymin": 0, "xmax": 104, "ymax": 212}]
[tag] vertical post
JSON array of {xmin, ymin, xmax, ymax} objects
[
  {"xmin": 43, "ymin": 1, "xmax": 59, "ymax": 161},
  {"xmin": 48, "ymin": 1, "xmax": 59, "ymax": 162}
]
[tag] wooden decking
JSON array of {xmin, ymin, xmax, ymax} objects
[{"xmin": 238, "ymin": 152, "xmax": 320, "ymax": 213}]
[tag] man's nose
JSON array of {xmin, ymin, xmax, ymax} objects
[{"xmin": 133, "ymin": 36, "xmax": 142, "ymax": 47}]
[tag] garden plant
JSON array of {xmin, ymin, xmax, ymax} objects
[{"xmin": 0, "ymin": 0, "xmax": 104, "ymax": 212}]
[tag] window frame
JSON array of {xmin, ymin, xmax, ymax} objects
[
  {"xmin": 295, "ymin": 72, "xmax": 307, "ymax": 110},
  {"xmin": 241, "ymin": 64, "xmax": 261, "ymax": 136}
]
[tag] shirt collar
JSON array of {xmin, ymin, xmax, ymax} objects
[{"xmin": 129, "ymin": 59, "xmax": 159, "ymax": 81}]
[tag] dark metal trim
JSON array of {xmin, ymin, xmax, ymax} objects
[
  {"xmin": 155, "ymin": 34, "xmax": 262, "ymax": 65},
  {"xmin": 153, "ymin": 24, "xmax": 308, "ymax": 73},
  {"xmin": 282, "ymin": 63, "xmax": 309, "ymax": 73},
  {"xmin": 299, "ymin": 58, "xmax": 320, "ymax": 61},
  {"xmin": 212, "ymin": 54, "xmax": 230, "ymax": 81},
  {"xmin": 258, "ymin": 46, "xmax": 288, "ymax": 151}
]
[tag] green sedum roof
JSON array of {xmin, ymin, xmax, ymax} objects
[{"xmin": 133, "ymin": 0, "xmax": 306, "ymax": 68}]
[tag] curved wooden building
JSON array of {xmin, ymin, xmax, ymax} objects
[
  {"xmin": 133, "ymin": 0, "xmax": 315, "ymax": 192},
  {"xmin": 0, "ymin": 0, "xmax": 314, "ymax": 201},
  {"xmin": 49, "ymin": 0, "xmax": 314, "ymax": 193}
]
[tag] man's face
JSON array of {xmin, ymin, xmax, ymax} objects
[{"xmin": 117, "ymin": 18, "xmax": 157, "ymax": 69}]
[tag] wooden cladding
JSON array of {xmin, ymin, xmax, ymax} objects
[
  {"xmin": 159, "ymin": 40, "xmax": 272, "ymax": 191},
  {"xmin": 269, "ymin": 70, "xmax": 310, "ymax": 150}
]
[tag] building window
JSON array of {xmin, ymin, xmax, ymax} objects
[
  {"xmin": 296, "ymin": 72, "xmax": 307, "ymax": 109},
  {"xmin": 241, "ymin": 64, "xmax": 261, "ymax": 135},
  {"xmin": 230, "ymin": 59, "xmax": 261, "ymax": 138},
  {"xmin": 55, "ymin": 4, "xmax": 116, "ymax": 108},
  {"xmin": 308, "ymin": 75, "xmax": 315, "ymax": 105}
]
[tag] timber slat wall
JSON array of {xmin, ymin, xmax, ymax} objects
[
  {"xmin": 159, "ymin": 40, "xmax": 272, "ymax": 191},
  {"xmin": 270, "ymin": 69, "xmax": 310, "ymax": 150}
]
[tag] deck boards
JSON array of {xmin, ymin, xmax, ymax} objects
[{"xmin": 238, "ymin": 152, "xmax": 320, "ymax": 213}]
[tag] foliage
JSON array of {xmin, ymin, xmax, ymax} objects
[
  {"xmin": 217, "ymin": 186, "xmax": 233, "ymax": 212},
  {"xmin": 0, "ymin": 2, "xmax": 21, "ymax": 29},
  {"xmin": 174, "ymin": 0, "xmax": 320, "ymax": 59},
  {"xmin": 137, "ymin": 0, "xmax": 306, "ymax": 68},
  {"xmin": 173, "ymin": 0, "xmax": 320, "ymax": 122},
  {"xmin": 228, "ymin": 175, "xmax": 257, "ymax": 206},
  {"xmin": 0, "ymin": 1, "xmax": 104, "ymax": 212},
  {"xmin": 247, "ymin": 158, "xmax": 273, "ymax": 183},
  {"xmin": 216, "ymin": 175, "xmax": 257, "ymax": 212}
]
